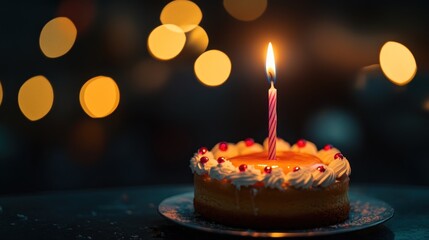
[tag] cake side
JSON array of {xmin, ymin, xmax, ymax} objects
[{"xmin": 194, "ymin": 174, "xmax": 350, "ymax": 229}]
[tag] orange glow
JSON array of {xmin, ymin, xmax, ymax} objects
[
  {"xmin": 39, "ymin": 17, "xmax": 77, "ymax": 58},
  {"xmin": 160, "ymin": 0, "xmax": 202, "ymax": 32},
  {"xmin": 265, "ymin": 42, "xmax": 276, "ymax": 82},
  {"xmin": 194, "ymin": 50, "xmax": 231, "ymax": 87},
  {"xmin": 147, "ymin": 24, "xmax": 186, "ymax": 60},
  {"xmin": 379, "ymin": 41, "xmax": 417, "ymax": 86},
  {"xmin": 18, "ymin": 76, "xmax": 54, "ymax": 121},
  {"xmin": 186, "ymin": 26, "xmax": 209, "ymax": 54},
  {"xmin": 80, "ymin": 76, "xmax": 120, "ymax": 118}
]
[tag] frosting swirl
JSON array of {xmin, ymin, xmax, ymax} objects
[
  {"xmin": 209, "ymin": 161, "xmax": 237, "ymax": 181},
  {"xmin": 291, "ymin": 140, "xmax": 317, "ymax": 155},
  {"xmin": 311, "ymin": 164, "xmax": 336, "ymax": 188},
  {"xmin": 263, "ymin": 138, "xmax": 290, "ymax": 152},
  {"xmin": 228, "ymin": 165, "xmax": 263, "ymax": 189},
  {"xmin": 263, "ymin": 167, "xmax": 286, "ymax": 190},
  {"xmin": 328, "ymin": 157, "xmax": 351, "ymax": 179},
  {"xmin": 189, "ymin": 151, "xmax": 217, "ymax": 175},
  {"xmin": 317, "ymin": 149, "xmax": 341, "ymax": 165},
  {"xmin": 284, "ymin": 167, "xmax": 313, "ymax": 189}
]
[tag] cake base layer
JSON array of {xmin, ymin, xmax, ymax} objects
[{"xmin": 194, "ymin": 174, "xmax": 350, "ymax": 229}]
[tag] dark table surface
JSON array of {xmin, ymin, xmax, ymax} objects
[{"xmin": 0, "ymin": 184, "xmax": 428, "ymax": 240}]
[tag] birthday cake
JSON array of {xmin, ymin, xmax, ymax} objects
[{"xmin": 189, "ymin": 138, "xmax": 351, "ymax": 229}]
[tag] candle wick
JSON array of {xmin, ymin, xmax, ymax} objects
[
  {"xmin": 269, "ymin": 72, "xmax": 274, "ymax": 82},
  {"xmin": 270, "ymin": 80, "xmax": 274, "ymax": 88}
]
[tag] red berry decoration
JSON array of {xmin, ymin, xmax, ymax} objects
[
  {"xmin": 297, "ymin": 139, "xmax": 306, "ymax": 148},
  {"xmin": 264, "ymin": 166, "xmax": 272, "ymax": 174},
  {"xmin": 334, "ymin": 153, "xmax": 344, "ymax": 160},
  {"xmin": 316, "ymin": 165, "xmax": 326, "ymax": 173},
  {"xmin": 244, "ymin": 138, "xmax": 254, "ymax": 147},
  {"xmin": 199, "ymin": 156, "xmax": 209, "ymax": 164},
  {"xmin": 217, "ymin": 157, "xmax": 226, "ymax": 164},
  {"xmin": 198, "ymin": 147, "xmax": 208, "ymax": 155},
  {"xmin": 219, "ymin": 142, "xmax": 228, "ymax": 151},
  {"xmin": 323, "ymin": 144, "xmax": 333, "ymax": 151},
  {"xmin": 239, "ymin": 164, "xmax": 248, "ymax": 172},
  {"xmin": 293, "ymin": 166, "xmax": 300, "ymax": 172}
]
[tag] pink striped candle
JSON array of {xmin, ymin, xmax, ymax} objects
[{"xmin": 266, "ymin": 42, "xmax": 277, "ymax": 160}]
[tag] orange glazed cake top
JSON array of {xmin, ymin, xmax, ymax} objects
[{"xmin": 190, "ymin": 138, "xmax": 351, "ymax": 190}]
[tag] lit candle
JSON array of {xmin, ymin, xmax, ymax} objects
[{"xmin": 266, "ymin": 42, "xmax": 277, "ymax": 160}]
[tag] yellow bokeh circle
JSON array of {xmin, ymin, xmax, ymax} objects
[
  {"xmin": 379, "ymin": 41, "xmax": 417, "ymax": 86},
  {"xmin": 148, "ymin": 24, "xmax": 186, "ymax": 60},
  {"xmin": 39, "ymin": 17, "xmax": 77, "ymax": 58},
  {"xmin": 160, "ymin": 0, "xmax": 202, "ymax": 32},
  {"xmin": 223, "ymin": 0, "xmax": 267, "ymax": 21},
  {"xmin": 80, "ymin": 76, "xmax": 120, "ymax": 118},
  {"xmin": 186, "ymin": 26, "xmax": 209, "ymax": 54},
  {"xmin": 18, "ymin": 75, "xmax": 54, "ymax": 121},
  {"xmin": 194, "ymin": 50, "xmax": 231, "ymax": 87}
]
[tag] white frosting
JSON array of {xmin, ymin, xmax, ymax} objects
[
  {"xmin": 284, "ymin": 168, "xmax": 313, "ymax": 189},
  {"xmin": 317, "ymin": 148, "xmax": 341, "ymax": 165},
  {"xmin": 328, "ymin": 157, "xmax": 351, "ymax": 179},
  {"xmin": 263, "ymin": 168, "xmax": 286, "ymax": 190},
  {"xmin": 209, "ymin": 161, "xmax": 237, "ymax": 181},
  {"xmin": 211, "ymin": 142, "xmax": 239, "ymax": 159},
  {"xmin": 290, "ymin": 140, "xmax": 318, "ymax": 155},
  {"xmin": 311, "ymin": 164, "xmax": 336, "ymax": 188},
  {"xmin": 228, "ymin": 165, "xmax": 263, "ymax": 189},
  {"xmin": 263, "ymin": 138, "xmax": 290, "ymax": 152},
  {"xmin": 189, "ymin": 140, "xmax": 352, "ymax": 189},
  {"xmin": 189, "ymin": 151, "xmax": 217, "ymax": 175},
  {"xmin": 236, "ymin": 140, "xmax": 264, "ymax": 155}
]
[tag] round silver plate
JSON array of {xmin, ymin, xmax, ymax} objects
[{"xmin": 158, "ymin": 191, "xmax": 394, "ymax": 237}]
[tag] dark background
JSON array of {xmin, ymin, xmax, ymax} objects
[{"xmin": 0, "ymin": 0, "xmax": 428, "ymax": 195}]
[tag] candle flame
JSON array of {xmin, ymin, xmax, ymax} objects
[{"xmin": 265, "ymin": 42, "xmax": 276, "ymax": 84}]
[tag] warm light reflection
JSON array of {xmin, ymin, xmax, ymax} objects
[
  {"xmin": 160, "ymin": 0, "xmax": 202, "ymax": 32},
  {"xmin": 80, "ymin": 76, "xmax": 120, "ymax": 118},
  {"xmin": 194, "ymin": 50, "xmax": 231, "ymax": 87},
  {"xmin": 148, "ymin": 24, "xmax": 186, "ymax": 60},
  {"xmin": 39, "ymin": 17, "xmax": 77, "ymax": 58},
  {"xmin": 0, "ymin": 81, "xmax": 3, "ymax": 107},
  {"xmin": 18, "ymin": 76, "xmax": 54, "ymax": 121},
  {"xmin": 223, "ymin": 0, "xmax": 267, "ymax": 21},
  {"xmin": 379, "ymin": 41, "xmax": 417, "ymax": 86},
  {"xmin": 186, "ymin": 26, "xmax": 209, "ymax": 54},
  {"xmin": 265, "ymin": 42, "xmax": 276, "ymax": 83}
]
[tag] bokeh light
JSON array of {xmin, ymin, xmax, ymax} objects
[
  {"xmin": 39, "ymin": 17, "xmax": 77, "ymax": 58},
  {"xmin": 379, "ymin": 41, "xmax": 417, "ymax": 86},
  {"xmin": 80, "ymin": 76, "xmax": 120, "ymax": 118},
  {"xmin": 18, "ymin": 76, "xmax": 54, "ymax": 121},
  {"xmin": 148, "ymin": 24, "xmax": 186, "ymax": 60},
  {"xmin": 223, "ymin": 0, "xmax": 267, "ymax": 21},
  {"xmin": 194, "ymin": 50, "xmax": 231, "ymax": 87},
  {"xmin": 160, "ymin": 0, "xmax": 202, "ymax": 32},
  {"xmin": 0, "ymin": 81, "xmax": 3, "ymax": 107},
  {"xmin": 185, "ymin": 26, "xmax": 209, "ymax": 54}
]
